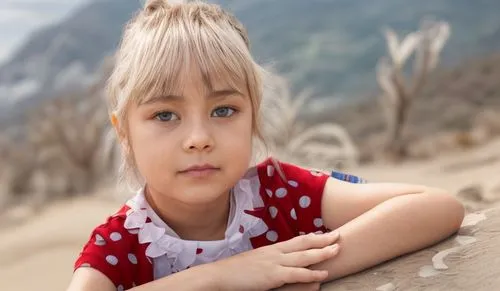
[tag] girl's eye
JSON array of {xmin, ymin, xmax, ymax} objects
[
  {"xmin": 212, "ymin": 106, "xmax": 236, "ymax": 118},
  {"xmin": 154, "ymin": 111, "xmax": 179, "ymax": 121}
]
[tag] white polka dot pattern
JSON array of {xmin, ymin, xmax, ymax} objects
[
  {"xmin": 128, "ymin": 253, "xmax": 138, "ymax": 265},
  {"xmin": 275, "ymin": 188, "xmax": 287, "ymax": 198},
  {"xmin": 313, "ymin": 218, "xmax": 323, "ymax": 228},
  {"xmin": 287, "ymin": 180, "xmax": 298, "ymax": 187},
  {"xmin": 106, "ymin": 255, "xmax": 118, "ymax": 266},
  {"xmin": 266, "ymin": 230, "xmax": 278, "ymax": 242},
  {"xmin": 110, "ymin": 232, "xmax": 122, "ymax": 242},
  {"xmin": 299, "ymin": 195, "xmax": 311, "ymax": 208},
  {"xmin": 290, "ymin": 208, "xmax": 297, "ymax": 220},
  {"xmin": 95, "ymin": 234, "xmax": 106, "ymax": 246},
  {"xmin": 310, "ymin": 170, "xmax": 323, "ymax": 177},
  {"xmin": 269, "ymin": 206, "xmax": 278, "ymax": 218}
]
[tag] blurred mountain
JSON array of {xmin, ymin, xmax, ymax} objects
[
  {"xmin": 1, "ymin": 0, "xmax": 500, "ymax": 123},
  {"xmin": 219, "ymin": 0, "xmax": 500, "ymax": 98},
  {"xmin": 0, "ymin": 0, "xmax": 140, "ymax": 125}
]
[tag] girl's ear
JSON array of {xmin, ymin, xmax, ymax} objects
[
  {"xmin": 110, "ymin": 112, "xmax": 119, "ymax": 129},
  {"xmin": 110, "ymin": 112, "xmax": 129, "ymax": 152},
  {"xmin": 110, "ymin": 112, "xmax": 122, "ymax": 137}
]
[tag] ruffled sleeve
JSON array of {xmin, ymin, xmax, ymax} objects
[{"xmin": 74, "ymin": 207, "xmax": 153, "ymax": 290}]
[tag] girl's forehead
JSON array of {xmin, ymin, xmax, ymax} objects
[{"xmin": 166, "ymin": 62, "xmax": 248, "ymax": 96}]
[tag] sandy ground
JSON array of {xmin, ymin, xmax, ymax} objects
[
  {"xmin": 1, "ymin": 138, "xmax": 499, "ymax": 291},
  {"xmin": 0, "ymin": 196, "xmax": 122, "ymax": 291}
]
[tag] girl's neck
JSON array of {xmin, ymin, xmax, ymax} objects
[{"xmin": 144, "ymin": 186, "xmax": 231, "ymax": 241}]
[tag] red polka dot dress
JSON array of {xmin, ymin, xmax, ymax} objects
[{"xmin": 74, "ymin": 158, "xmax": 330, "ymax": 289}]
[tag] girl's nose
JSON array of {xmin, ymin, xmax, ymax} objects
[{"xmin": 182, "ymin": 120, "xmax": 215, "ymax": 152}]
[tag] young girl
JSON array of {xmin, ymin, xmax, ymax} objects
[{"xmin": 67, "ymin": 1, "xmax": 465, "ymax": 290}]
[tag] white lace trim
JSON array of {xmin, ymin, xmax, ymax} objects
[{"xmin": 123, "ymin": 170, "xmax": 268, "ymax": 274}]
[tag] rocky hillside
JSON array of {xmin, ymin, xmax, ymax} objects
[{"xmin": 3, "ymin": 0, "xmax": 500, "ymax": 105}]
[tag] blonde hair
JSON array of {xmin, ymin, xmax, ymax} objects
[{"xmin": 106, "ymin": 0, "xmax": 271, "ymax": 186}]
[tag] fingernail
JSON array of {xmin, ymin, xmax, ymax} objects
[{"xmin": 330, "ymin": 230, "xmax": 339, "ymax": 237}]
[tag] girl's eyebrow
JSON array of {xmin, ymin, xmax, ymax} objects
[
  {"xmin": 208, "ymin": 88, "xmax": 243, "ymax": 99},
  {"xmin": 141, "ymin": 89, "xmax": 243, "ymax": 105}
]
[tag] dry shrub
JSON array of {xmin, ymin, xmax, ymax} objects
[
  {"xmin": 0, "ymin": 79, "xmax": 117, "ymax": 211},
  {"xmin": 473, "ymin": 109, "xmax": 500, "ymax": 137},
  {"xmin": 454, "ymin": 131, "xmax": 477, "ymax": 149},
  {"xmin": 258, "ymin": 72, "xmax": 359, "ymax": 170},
  {"xmin": 377, "ymin": 18, "xmax": 451, "ymax": 159}
]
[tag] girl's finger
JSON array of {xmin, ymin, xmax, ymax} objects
[
  {"xmin": 277, "ymin": 231, "xmax": 340, "ymax": 253},
  {"xmin": 278, "ymin": 266, "xmax": 329, "ymax": 285},
  {"xmin": 281, "ymin": 244, "xmax": 339, "ymax": 267}
]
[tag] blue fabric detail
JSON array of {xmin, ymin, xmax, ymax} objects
[{"xmin": 331, "ymin": 171, "xmax": 367, "ymax": 183}]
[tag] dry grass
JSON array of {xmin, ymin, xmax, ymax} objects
[
  {"xmin": 376, "ymin": 18, "xmax": 450, "ymax": 158},
  {"xmin": 259, "ymin": 72, "xmax": 359, "ymax": 170},
  {"xmin": 309, "ymin": 48, "xmax": 500, "ymax": 164},
  {"xmin": 0, "ymin": 70, "xmax": 116, "ymax": 212}
]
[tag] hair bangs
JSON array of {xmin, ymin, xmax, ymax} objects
[
  {"xmin": 117, "ymin": 11, "xmax": 254, "ymax": 106},
  {"xmin": 122, "ymin": 22, "xmax": 189, "ymax": 106},
  {"xmin": 190, "ymin": 29, "xmax": 252, "ymax": 96}
]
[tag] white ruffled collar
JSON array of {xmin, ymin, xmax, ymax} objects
[{"xmin": 123, "ymin": 169, "xmax": 268, "ymax": 272}]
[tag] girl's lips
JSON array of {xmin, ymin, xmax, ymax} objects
[
  {"xmin": 179, "ymin": 164, "xmax": 220, "ymax": 178},
  {"xmin": 181, "ymin": 164, "xmax": 218, "ymax": 172}
]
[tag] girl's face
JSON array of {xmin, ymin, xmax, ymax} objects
[{"xmin": 124, "ymin": 67, "xmax": 254, "ymax": 205}]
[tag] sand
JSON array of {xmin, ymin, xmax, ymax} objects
[
  {"xmin": 0, "ymin": 197, "xmax": 122, "ymax": 291},
  {"xmin": 1, "ymin": 137, "xmax": 499, "ymax": 291}
]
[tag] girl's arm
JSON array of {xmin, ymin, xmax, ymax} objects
[
  {"xmin": 67, "ymin": 231, "xmax": 340, "ymax": 291},
  {"xmin": 314, "ymin": 179, "xmax": 465, "ymax": 281},
  {"xmin": 67, "ymin": 264, "xmax": 219, "ymax": 291}
]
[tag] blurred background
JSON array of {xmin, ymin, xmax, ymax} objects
[{"xmin": 1, "ymin": 0, "xmax": 499, "ymax": 290}]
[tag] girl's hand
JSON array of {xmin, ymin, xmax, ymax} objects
[{"xmin": 212, "ymin": 231, "xmax": 340, "ymax": 291}]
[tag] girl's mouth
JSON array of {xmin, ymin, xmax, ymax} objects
[{"xmin": 179, "ymin": 164, "xmax": 220, "ymax": 178}]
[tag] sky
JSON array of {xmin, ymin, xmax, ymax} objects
[{"xmin": 0, "ymin": 0, "xmax": 88, "ymax": 63}]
